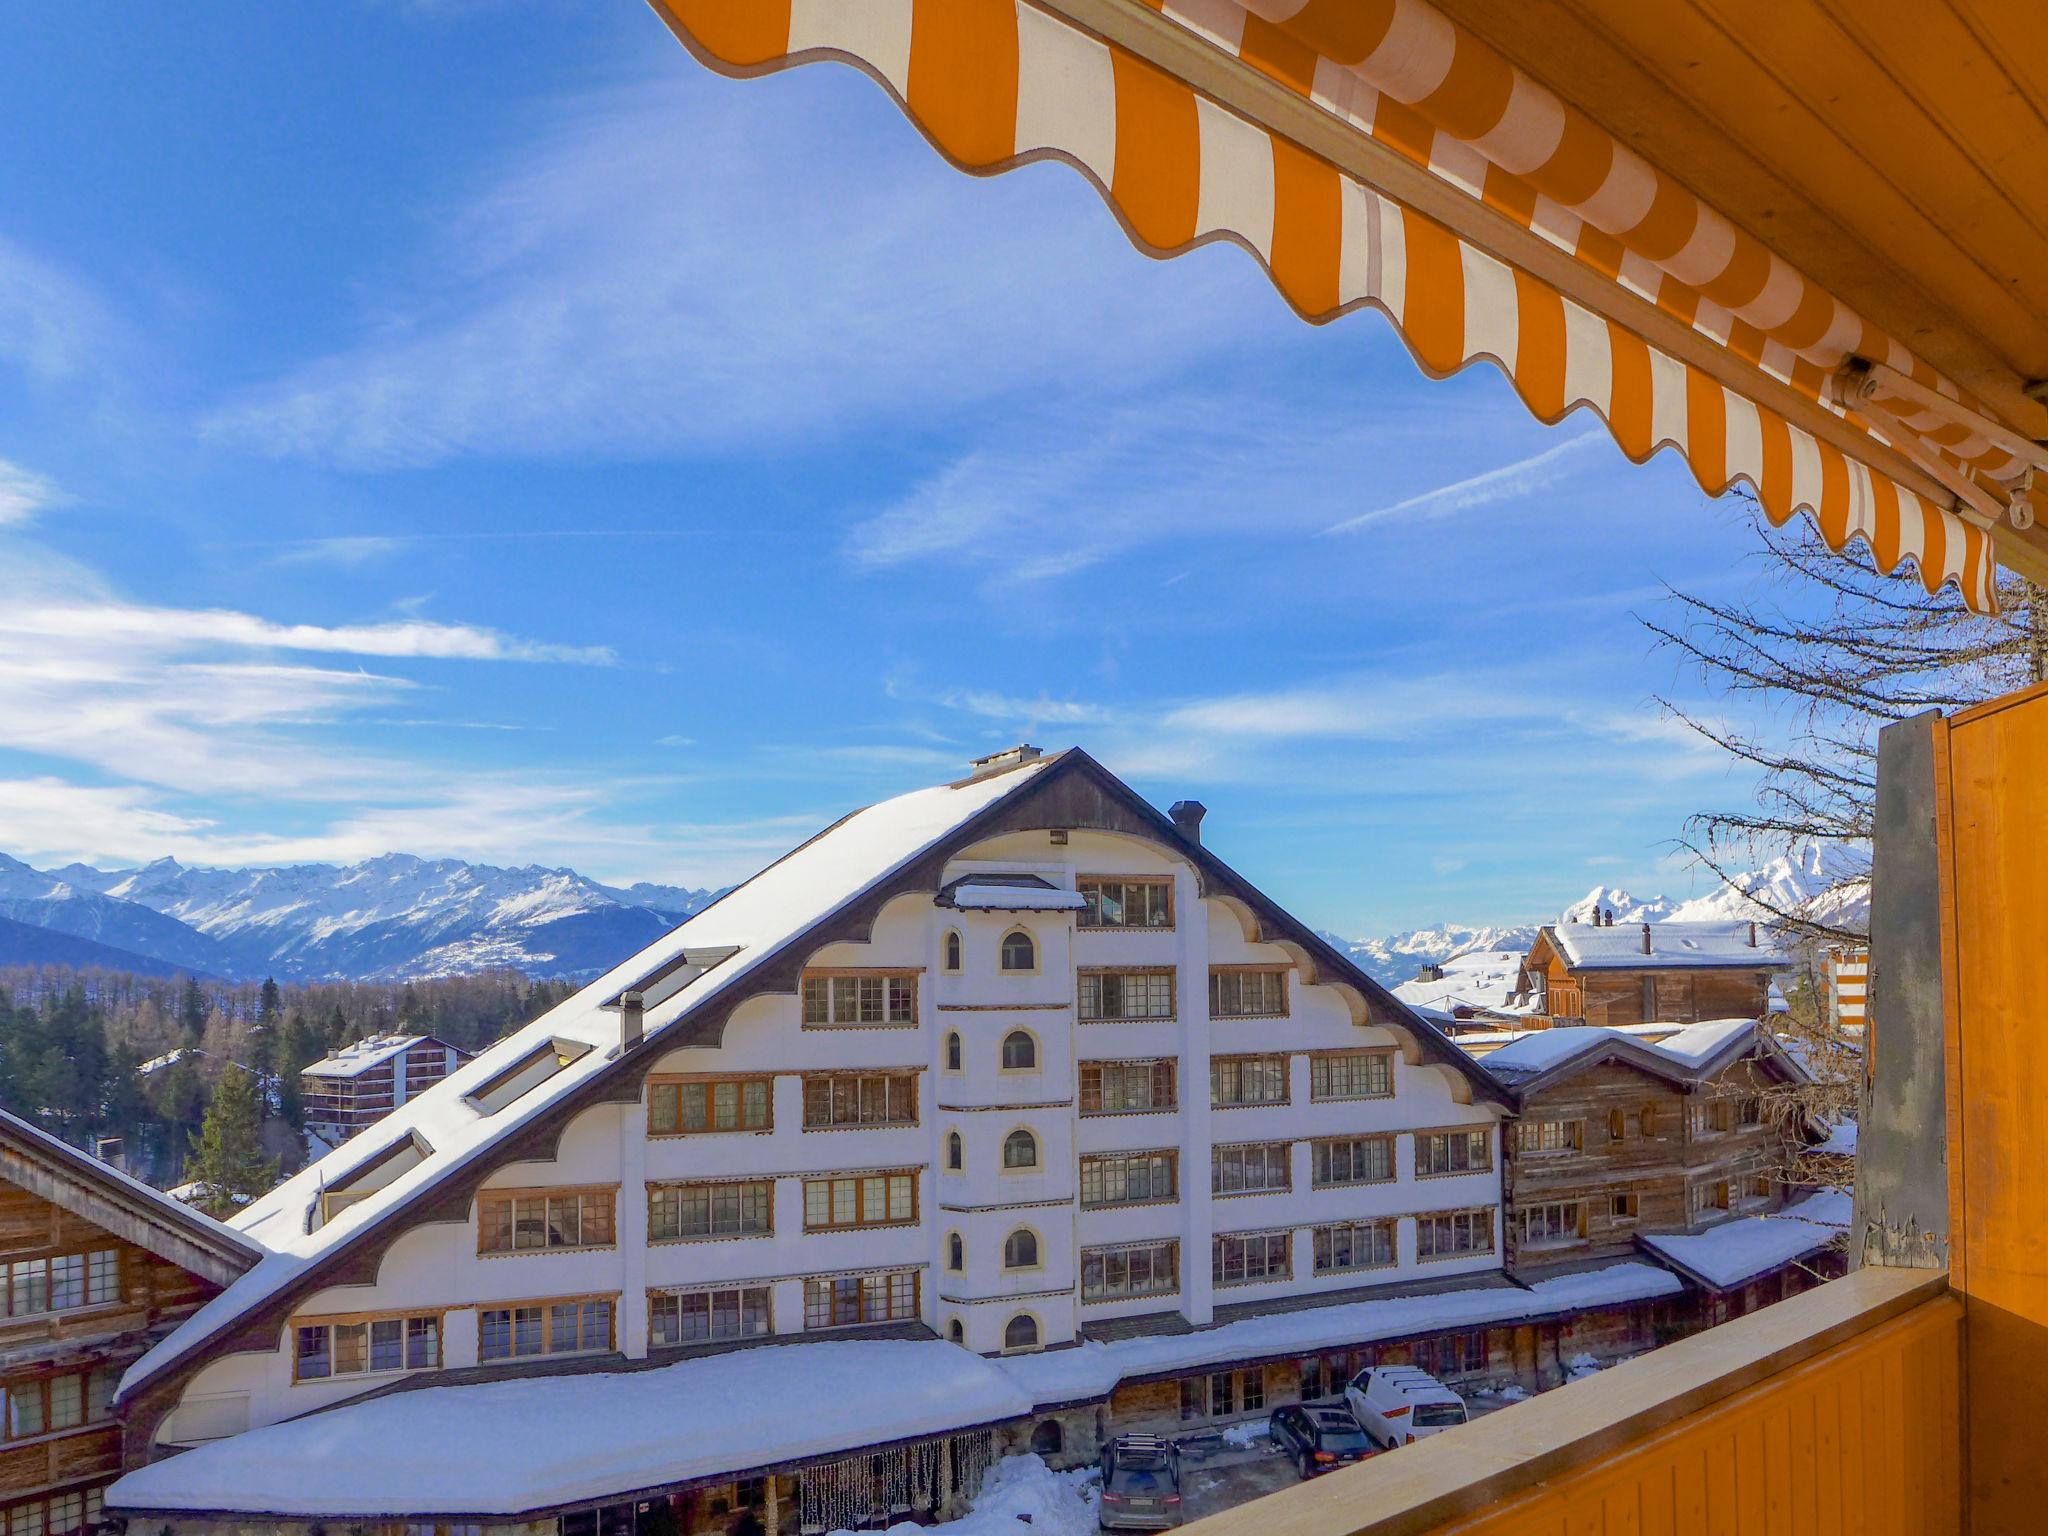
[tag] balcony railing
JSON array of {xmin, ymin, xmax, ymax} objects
[{"xmin": 1184, "ymin": 1264, "xmax": 1957, "ymax": 1535}]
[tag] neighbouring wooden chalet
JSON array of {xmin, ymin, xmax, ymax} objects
[
  {"xmin": 299, "ymin": 1034, "xmax": 470, "ymax": 1146},
  {"xmin": 102, "ymin": 748, "xmax": 1735, "ymax": 1536},
  {"xmin": 1512, "ymin": 919, "xmax": 1791, "ymax": 1027},
  {"xmin": 0, "ymin": 1113, "xmax": 257, "ymax": 1536}
]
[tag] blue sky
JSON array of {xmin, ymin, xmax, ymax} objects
[{"xmin": 0, "ymin": 3, "xmax": 1792, "ymax": 937}]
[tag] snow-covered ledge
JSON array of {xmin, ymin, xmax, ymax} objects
[{"xmin": 1182, "ymin": 1265, "xmax": 1954, "ymax": 1535}]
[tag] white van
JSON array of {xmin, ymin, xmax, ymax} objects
[{"xmin": 1343, "ymin": 1365, "xmax": 1470, "ymax": 1447}]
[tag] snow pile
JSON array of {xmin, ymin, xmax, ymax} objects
[
  {"xmin": 839, "ymin": 1455, "xmax": 1098, "ymax": 1536},
  {"xmin": 111, "ymin": 1340, "xmax": 1033, "ymax": 1518},
  {"xmin": 1565, "ymin": 1353, "xmax": 1603, "ymax": 1381},
  {"xmin": 1220, "ymin": 1418, "xmax": 1270, "ymax": 1449},
  {"xmin": 1638, "ymin": 1190, "xmax": 1852, "ymax": 1291}
]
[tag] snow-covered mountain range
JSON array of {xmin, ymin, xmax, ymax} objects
[
  {"xmin": 1331, "ymin": 845, "xmax": 1868, "ymax": 988},
  {"xmin": 0, "ymin": 853, "xmax": 720, "ymax": 983}
]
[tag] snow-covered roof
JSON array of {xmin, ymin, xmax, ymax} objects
[
  {"xmin": 1637, "ymin": 1190, "xmax": 1851, "ymax": 1292},
  {"xmin": 301, "ymin": 1033, "xmax": 449, "ymax": 1080},
  {"xmin": 935, "ymin": 874, "xmax": 1088, "ymax": 913},
  {"xmin": 108, "ymin": 1339, "xmax": 1032, "ymax": 1519},
  {"xmin": 1474, "ymin": 1019, "xmax": 1810, "ymax": 1093},
  {"xmin": 1813, "ymin": 1119, "xmax": 1858, "ymax": 1157},
  {"xmin": 1390, "ymin": 950, "xmax": 1534, "ymax": 1017},
  {"xmin": 119, "ymin": 759, "xmax": 1056, "ymax": 1401},
  {"xmin": 139, "ymin": 1047, "xmax": 203, "ymax": 1077},
  {"xmin": 1546, "ymin": 921, "xmax": 1788, "ymax": 970}
]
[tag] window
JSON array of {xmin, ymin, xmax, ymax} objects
[
  {"xmin": 649, "ymin": 1285, "xmax": 769, "ymax": 1348},
  {"xmin": 948, "ymin": 1319, "xmax": 964, "ymax": 1343},
  {"xmin": 1690, "ymin": 1099, "xmax": 1734, "ymax": 1136},
  {"xmin": 802, "ymin": 1072, "xmax": 919, "ymax": 1129},
  {"xmin": 1514, "ymin": 1119, "xmax": 1583, "ymax": 1156},
  {"xmin": 1078, "ymin": 877, "xmax": 1173, "ymax": 929},
  {"xmin": 1211, "ymin": 1054, "xmax": 1289, "ymax": 1107},
  {"xmin": 1079, "ymin": 1058, "xmax": 1176, "ymax": 1114},
  {"xmin": 1077, "ymin": 970, "xmax": 1175, "ymax": 1021},
  {"xmin": 479, "ymin": 1297, "xmax": 613, "ymax": 1361},
  {"xmin": 1312, "ymin": 1135, "xmax": 1394, "ymax": 1187},
  {"xmin": 944, "ymin": 931, "xmax": 962, "ymax": 972},
  {"xmin": 293, "ymin": 1311, "xmax": 443, "ymax": 1381},
  {"xmin": 1080, "ymin": 1241, "xmax": 1179, "ymax": 1302},
  {"xmin": 1001, "ymin": 1031, "xmax": 1038, "ymax": 1071},
  {"xmin": 1689, "ymin": 1178, "xmax": 1732, "ymax": 1216},
  {"xmin": 1416, "ymin": 1209, "xmax": 1494, "ymax": 1261},
  {"xmin": 1213, "ymin": 1230, "xmax": 1292, "ymax": 1287},
  {"xmin": 1078, "ymin": 1150, "xmax": 1177, "ymax": 1208},
  {"xmin": 945, "ymin": 1032, "xmax": 963, "ymax": 1072},
  {"xmin": 1003, "ymin": 1314, "xmax": 1039, "ymax": 1352},
  {"xmin": 1639, "ymin": 1104, "xmax": 1659, "ymax": 1138},
  {"xmin": 1000, "ymin": 930, "xmax": 1037, "ymax": 972},
  {"xmin": 0, "ymin": 1367, "xmax": 118, "ymax": 1439},
  {"xmin": 801, "ymin": 972, "xmax": 917, "ymax": 1027},
  {"xmin": 1611, "ymin": 1192, "xmax": 1640, "ymax": 1223},
  {"xmin": 947, "ymin": 1232, "xmax": 964, "ymax": 1272},
  {"xmin": 2, "ymin": 1251, "xmax": 118, "ymax": 1319},
  {"xmin": 1309, "ymin": 1051, "xmax": 1392, "ymax": 1100},
  {"xmin": 648, "ymin": 1077, "xmax": 771, "ymax": 1135},
  {"xmin": 1740, "ymin": 1096, "xmax": 1765, "ymax": 1127},
  {"xmin": 1003, "ymin": 1229, "xmax": 1040, "ymax": 1269},
  {"xmin": 1517, "ymin": 1201, "xmax": 1585, "ymax": 1247},
  {"xmin": 1608, "ymin": 1108, "xmax": 1628, "ymax": 1141},
  {"xmin": 1002, "ymin": 1129, "xmax": 1039, "ymax": 1169},
  {"xmin": 1411, "ymin": 1331, "xmax": 1488, "ymax": 1378},
  {"xmin": 1209, "ymin": 967, "xmax": 1288, "ymax": 1017},
  {"xmin": 1211, "ymin": 1142, "xmax": 1291, "ymax": 1196},
  {"xmin": 1414, "ymin": 1128, "xmax": 1491, "ymax": 1177},
  {"xmin": 478, "ymin": 1188, "xmax": 617, "ymax": 1253},
  {"xmin": 946, "ymin": 1131, "xmax": 964, "ymax": 1171},
  {"xmin": 803, "ymin": 1171, "xmax": 917, "ymax": 1230},
  {"xmin": 1180, "ymin": 1369, "xmax": 1261, "ymax": 1421},
  {"xmin": 0, "ymin": 1489, "xmax": 99, "ymax": 1536},
  {"xmin": 1031, "ymin": 1420, "xmax": 1064, "ymax": 1457},
  {"xmin": 803, "ymin": 1271, "xmax": 919, "ymax": 1330},
  {"xmin": 648, "ymin": 1180, "xmax": 772, "ymax": 1241},
  {"xmin": 1312, "ymin": 1220, "xmax": 1396, "ymax": 1275}
]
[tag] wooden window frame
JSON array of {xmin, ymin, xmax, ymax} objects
[
  {"xmin": 801, "ymin": 1269, "xmax": 920, "ymax": 1331},
  {"xmin": 800, "ymin": 1070, "xmax": 922, "ymax": 1131},
  {"xmin": 1211, "ymin": 1140, "xmax": 1292, "ymax": 1197},
  {"xmin": 1212, "ymin": 1228, "xmax": 1293, "ymax": 1288},
  {"xmin": 477, "ymin": 1293, "xmax": 617, "ymax": 1363},
  {"xmin": 1078, "ymin": 1057, "xmax": 1178, "ymax": 1115},
  {"xmin": 1, "ymin": 1250, "xmax": 120, "ymax": 1321},
  {"xmin": 0, "ymin": 1364, "xmax": 119, "ymax": 1442},
  {"xmin": 1210, "ymin": 1052, "xmax": 1291, "ymax": 1108},
  {"xmin": 1080, "ymin": 1240, "xmax": 1180, "ymax": 1303},
  {"xmin": 0, "ymin": 1487, "xmax": 102, "ymax": 1536},
  {"xmin": 1311, "ymin": 1218, "xmax": 1397, "ymax": 1275},
  {"xmin": 1611, "ymin": 1191, "xmax": 1641, "ymax": 1224},
  {"xmin": 648, "ymin": 1283, "xmax": 771, "ymax": 1349},
  {"xmin": 647, "ymin": 1178, "xmax": 775, "ymax": 1243},
  {"xmin": 1076, "ymin": 876, "xmax": 1175, "ymax": 931},
  {"xmin": 801, "ymin": 968, "xmax": 919, "ymax": 1030},
  {"xmin": 1308, "ymin": 1049, "xmax": 1394, "ymax": 1102},
  {"xmin": 291, "ymin": 1308, "xmax": 445, "ymax": 1382},
  {"xmin": 1514, "ymin": 1118, "xmax": 1585, "ymax": 1157},
  {"xmin": 1076, "ymin": 968, "xmax": 1176, "ymax": 1022},
  {"xmin": 1414, "ymin": 1126, "xmax": 1493, "ymax": 1178},
  {"xmin": 648, "ymin": 1074, "xmax": 774, "ymax": 1137},
  {"xmin": 1516, "ymin": 1200, "xmax": 1588, "ymax": 1249},
  {"xmin": 1415, "ymin": 1208, "xmax": 1496, "ymax": 1262},
  {"xmin": 1077, "ymin": 1149, "xmax": 1178, "ymax": 1209},
  {"xmin": 1208, "ymin": 965, "xmax": 1290, "ymax": 1019},
  {"xmin": 476, "ymin": 1185, "xmax": 619, "ymax": 1255},
  {"xmin": 802, "ymin": 1169, "xmax": 920, "ymax": 1231},
  {"xmin": 1311, "ymin": 1134, "xmax": 1395, "ymax": 1188}
]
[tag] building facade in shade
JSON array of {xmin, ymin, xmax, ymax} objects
[
  {"xmin": 1512, "ymin": 920, "xmax": 1792, "ymax": 1027},
  {"xmin": 298, "ymin": 1035, "xmax": 469, "ymax": 1145},
  {"xmin": 113, "ymin": 747, "xmax": 1512, "ymax": 1456},
  {"xmin": 0, "ymin": 1113, "xmax": 256, "ymax": 1536}
]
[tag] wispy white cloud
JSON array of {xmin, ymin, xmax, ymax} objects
[
  {"xmin": 0, "ymin": 236, "xmax": 122, "ymax": 385},
  {"xmin": 265, "ymin": 535, "xmax": 410, "ymax": 568},
  {"xmin": 0, "ymin": 459, "xmax": 64, "ymax": 528},
  {"xmin": 1322, "ymin": 430, "xmax": 1606, "ymax": 535}
]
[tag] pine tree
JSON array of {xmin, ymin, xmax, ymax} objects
[
  {"xmin": 178, "ymin": 975, "xmax": 209, "ymax": 1038},
  {"xmin": 258, "ymin": 977, "xmax": 282, "ymax": 1025},
  {"xmin": 185, "ymin": 1068, "xmax": 279, "ymax": 1216}
]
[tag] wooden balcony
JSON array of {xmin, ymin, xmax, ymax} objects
[{"xmin": 1541, "ymin": 978, "xmax": 1583, "ymax": 1021}]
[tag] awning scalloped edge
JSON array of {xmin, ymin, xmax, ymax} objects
[{"xmin": 649, "ymin": 0, "xmax": 1998, "ymax": 615}]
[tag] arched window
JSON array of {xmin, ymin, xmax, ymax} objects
[
  {"xmin": 1031, "ymin": 1420, "xmax": 1063, "ymax": 1457},
  {"xmin": 948, "ymin": 1319, "xmax": 965, "ymax": 1344},
  {"xmin": 947, "ymin": 1131, "xmax": 964, "ymax": 1171},
  {"xmin": 947, "ymin": 1232, "xmax": 964, "ymax": 1272},
  {"xmin": 1002, "ymin": 1129, "xmax": 1038, "ymax": 1170},
  {"xmin": 1001, "ymin": 1030, "xmax": 1037, "ymax": 1071},
  {"xmin": 944, "ymin": 930, "xmax": 963, "ymax": 972},
  {"xmin": 1004, "ymin": 1314, "xmax": 1039, "ymax": 1352},
  {"xmin": 1004, "ymin": 1229, "xmax": 1039, "ymax": 1269},
  {"xmin": 1000, "ymin": 929, "xmax": 1036, "ymax": 972},
  {"xmin": 945, "ymin": 1031, "xmax": 963, "ymax": 1072}
]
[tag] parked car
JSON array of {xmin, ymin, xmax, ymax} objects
[
  {"xmin": 1343, "ymin": 1365, "xmax": 1469, "ymax": 1448},
  {"xmin": 1268, "ymin": 1403, "xmax": 1377, "ymax": 1477},
  {"xmin": 1097, "ymin": 1433, "xmax": 1183, "ymax": 1530}
]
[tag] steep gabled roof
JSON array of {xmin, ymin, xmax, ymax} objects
[
  {"xmin": 0, "ymin": 1111, "xmax": 260, "ymax": 1287},
  {"xmin": 118, "ymin": 748, "xmax": 1504, "ymax": 1414},
  {"xmin": 1475, "ymin": 1018, "xmax": 1811, "ymax": 1101},
  {"xmin": 1544, "ymin": 921, "xmax": 1791, "ymax": 971}
]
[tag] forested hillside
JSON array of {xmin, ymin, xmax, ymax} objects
[{"xmin": 0, "ymin": 965, "xmax": 577, "ymax": 1188}]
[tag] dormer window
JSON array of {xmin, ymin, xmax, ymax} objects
[
  {"xmin": 1000, "ymin": 930, "xmax": 1037, "ymax": 972},
  {"xmin": 466, "ymin": 1039, "xmax": 592, "ymax": 1116}
]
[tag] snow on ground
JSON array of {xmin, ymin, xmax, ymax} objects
[
  {"xmin": 1220, "ymin": 1418, "xmax": 1270, "ymax": 1449},
  {"xmin": 109, "ymin": 1340, "xmax": 1032, "ymax": 1517},
  {"xmin": 1565, "ymin": 1353, "xmax": 1603, "ymax": 1381},
  {"xmin": 836, "ymin": 1456, "xmax": 1099, "ymax": 1536},
  {"xmin": 1814, "ymin": 1119, "xmax": 1858, "ymax": 1156},
  {"xmin": 1637, "ymin": 1191, "xmax": 1852, "ymax": 1291}
]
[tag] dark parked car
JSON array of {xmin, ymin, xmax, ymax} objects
[
  {"xmin": 1098, "ymin": 1433, "xmax": 1182, "ymax": 1530},
  {"xmin": 1268, "ymin": 1403, "xmax": 1377, "ymax": 1478}
]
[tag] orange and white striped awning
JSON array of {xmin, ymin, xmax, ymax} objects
[{"xmin": 648, "ymin": 0, "xmax": 2048, "ymax": 615}]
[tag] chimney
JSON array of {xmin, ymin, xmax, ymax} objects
[
  {"xmin": 620, "ymin": 992, "xmax": 645, "ymax": 1052},
  {"xmin": 967, "ymin": 744, "xmax": 1042, "ymax": 779},
  {"xmin": 1748, "ymin": 920, "xmax": 1758, "ymax": 948},
  {"xmin": 1641, "ymin": 921, "xmax": 1653, "ymax": 955},
  {"xmin": 1169, "ymin": 800, "xmax": 1207, "ymax": 845}
]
